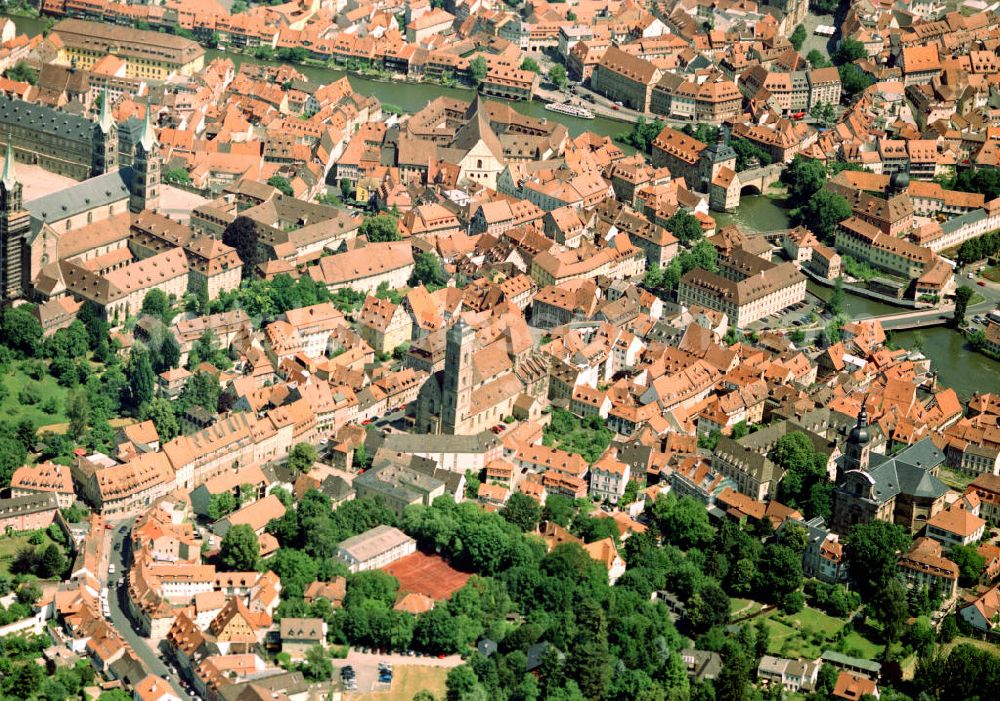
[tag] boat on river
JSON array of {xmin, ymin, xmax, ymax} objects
[{"xmin": 544, "ymin": 102, "xmax": 595, "ymax": 119}]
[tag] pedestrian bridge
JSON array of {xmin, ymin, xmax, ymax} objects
[{"xmin": 737, "ymin": 163, "xmax": 785, "ymax": 195}]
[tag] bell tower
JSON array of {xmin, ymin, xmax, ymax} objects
[
  {"xmin": 0, "ymin": 139, "xmax": 29, "ymax": 301},
  {"xmin": 130, "ymin": 97, "xmax": 160, "ymax": 213},
  {"xmin": 442, "ymin": 318, "xmax": 475, "ymax": 435},
  {"xmin": 843, "ymin": 407, "xmax": 872, "ymax": 475},
  {"xmin": 93, "ymin": 88, "xmax": 118, "ymax": 176}
]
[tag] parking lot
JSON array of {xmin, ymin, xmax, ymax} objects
[{"xmin": 331, "ymin": 650, "xmax": 463, "ymax": 696}]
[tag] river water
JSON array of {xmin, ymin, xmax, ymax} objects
[
  {"xmin": 10, "ymin": 13, "xmax": 1000, "ymax": 401},
  {"xmin": 8, "ymin": 15, "xmax": 628, "ymax": 139}
]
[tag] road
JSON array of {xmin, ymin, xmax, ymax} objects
[{"xmin": 107, "ymin": 519, "xmax": 190, "ymax": 699}]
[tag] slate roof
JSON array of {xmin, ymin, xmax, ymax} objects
[
  {"xmin": 0, "ymin": 94, "xmax": 96, "ymax": 143},
  {"xmin": 27, "ymin": 167, "xmax": 133, "ymax": 236},
  {"xmin": 866, "ymin": 437, "xmax": 947, "ymax": 502}
]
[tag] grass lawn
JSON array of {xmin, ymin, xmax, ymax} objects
[
  {"xmin": 941, "ymin": 636, "xmax": 1000, "ymax": 656},
  {"xmin": 763, "ymin": 606, "xmax": 883, "ymax": 660},
  {"xmin": 0, "ymin": 531, "xmax": 61, "ymax": 577},
  {"xmin": 730, "ymin": 598, "xmax": 761, "ymax": 617},
  {"xmin": 0, "ymin": 362, "xmax": 69, "ymax": 427},
  {"xmin": 985, "ymin": 266, "xmax": 1000, "ymax": 283},
  {"xmin": 351, "ymin": 666, "xmax": 449, "ymax": 701},
  {"xmin": 938, "ymin": 467, "xmax": 978, "ymax": 491}
]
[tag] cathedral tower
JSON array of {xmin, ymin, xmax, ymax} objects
[
  {"xmin": 442, "ymin": 318, "xmax": 475, "ymax": 435},
  {"xmin": 0, "ymin": 139, "xmax": 29, "ymax": 301},
  {"xmin": 130, "ymin": 97, "xmax": 160, "ymax": 213},
  {"xmin": 93, "ymin": 88, "xmax": 118, "ymax": 176}
]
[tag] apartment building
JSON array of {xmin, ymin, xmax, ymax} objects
[
  {"xmin": 589, "ymin": 452, "xmax": 631, "ymax": 504},
  {"xmin": 53, "ymin": 19, "xmax": 205, "ymax": 79},
  {"xmin": 357, "ymin": 296, "xmax": 413, "ymax": 355},
  {"xmin": 309, "ymin": 241, "xmax": 414, "ymax": 294},
  {"xmin": 835, "ymin": 217, "xmax": 936, "ymax": 280},
  {"xmin": 897, "ymin": 537, "xmax": 959, "ymax": 601},
  {"xmin": 678, "ymin": 262, "xmax": 806, "ymax": 328},
  {"xmin": 590, "ymin": 46, "xmax": 663, "ymax": 112},
  {"xmin": 650, "ymin": 74, "xmax": 743, "ymax": 124}
]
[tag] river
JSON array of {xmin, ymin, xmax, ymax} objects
[
  {"xmin": 8, "ymin": 15, "xmax": 629, "ymax": 140},
  {"xmin": 714, "ymin": 195, "xmax": 792, "ymax": 233},
  {"xmin": 892, "ymin": 328, "xmax": 1000, "ymax": 402}
]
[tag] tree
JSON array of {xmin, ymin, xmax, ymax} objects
[
  {"xmin": 65, "ymin": 389, "xmax": 90, "ymax": 441},
  {"xmin": 446, "ymin": 665, "xmax": 481, "ymax": 701},
  {"xmin": 359, "ymin": 213, "xmax": 400, "ymax": 242},
  {"xmin": 838, "ymin": 63, "xmax": 874, "ymax": 97},
  {"xmin": 469, "ymin": 56, "xmax": 488, "ymax": 86},
  {"xmin": 521, "ymin": 57, "xmax": 540, "ymax": 73},
  {"xmin": 0, "ymin": 307, "xmax": 42, "ymax": 356},
  {"xmin": 828, "ymin": 276, "xmax": 846, "ymax": 315},
  {"xmin": 500, "ymin": 492, "xmax": 542, "ymax": 532},
  {"xmin": 5, "ymin": 61, "xmax": 38, "ymax": 85},
  {"xmin": 875, "ymin": 578, "xmax": 909, "ymax": 643},
  {"xmin": 798, "ymin": 190, "xmax": 851, "ymax": 242},
  {"xmin": 549, "ymin": 64, "xmax": 568, "ymax": 90},
  {"xmin": 288, "ymin": 442, "xmax": 317, "ymax": 473},
  {"xmin": 651, "ymin": 495, "xmax": 714, "ymax": 549},
  {"xmin": 164, "ymin": 167, "xmax": 191, "ymax": 183},
  {"xmin": 687, "ymin": 581, "xmax": 731, "ymax": 632},
  {"xmin": 807, "ymin": 49, "xmax": 832, "ymax": 69},
  {"xmin": 411, "ymin": 251, "xmax": 448, "ymax": 288},
  {"xmin": 143, "ymin": 397, "xmax": 179, "ymax": 441},
  {"xmin": 756, "ymin": 544, "xmax": 802, "ymax": 604},
  {"xmin": 39, "ymin": 543, "xmax": 66, "ymax": 578},
  {"xmin": 125, "ymin": 348, "xmax": 156, "ymax": 410},
  {"xmin": 833, "ymin": 39, "xmax": 867, "ymax": 66},
  {"xmin": 790, "ymin": 25, "xmax": 806, "ymax": 51},
  {"xmin": 208, "ymin": 492, "xmax": 238, "ymax": 521},
  {"xmin": 782, "ymin": 155, "xmax": 828, "ymax": 202},
  {"xmin": 141, "ymin": 289, "xmax": 171, "ymax": 320},
  {"xmin": 949, "ymin": 543, "xmax": 986, "ymax": 586},
  {"xmin": 618, "ymin": 117, "xmax": 664, "ymax": 153},
  {"xmin": 219, "ymin": 524, "xmax": 259, "ymax": 571},
  {"xmin": 845, "ymin": 520, "xmax": 911, "ymax": 598},
  {"xmin": 780, "ymin": 522, "xmax": 809, "ymax": 553},
  {"xmin": 565, "ymin": 600, "xmax": 611, "ymax": 700},
  {"xmin": 267, "ymin": 175, "xmax": 293, "ymax": 196},
  {"xmin": 179, "ymin": 371, "xmax": 220, "ymax": 414},
  {"xmin": 542, "ymin": 494, "xmax": 575, "ymax": 527},
  {"xmin": 665, "ymin": 210, "xmax": 702, "ymax": 245},
  {"xmin": 953, "ymin": 285, "xmax": 974, "ymax": 328},
  {"xmin": 222, "ymin": 216, "xmax": 263, "ymax": 280},
  {"xmin": 303, "ymin": 644, "xmax": 332, "ymax": 681}
]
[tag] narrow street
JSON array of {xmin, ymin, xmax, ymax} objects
[{"xmin": 107, "ymin": 519, "xmax": 190, "ymax": 699}]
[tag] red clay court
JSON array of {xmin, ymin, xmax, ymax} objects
[{"xmin": 382, "ymin": 551, "xmax": 471, "ymax": 601}]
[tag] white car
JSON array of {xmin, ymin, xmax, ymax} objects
[{"xmin": 109, "ymin": 564, "xmax": 116, "ymax": 574}]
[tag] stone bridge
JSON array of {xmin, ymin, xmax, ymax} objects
[{"xmin": 736, "ymin": 163, "xmax": 785, "ymax": 195}]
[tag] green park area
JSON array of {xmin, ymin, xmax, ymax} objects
[
  {"xmin": 0, "ymin": 361, "xmax": 70, "ymax": 427},
  {"xmin": 0, "ymin": 529, "xmax": 64, "ymax": 578},
  {"xmin": 761, "ymin": 605, "xmax": 882, "ymax": 660}
]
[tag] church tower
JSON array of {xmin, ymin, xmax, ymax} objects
[
  {"xmin": 441, "ymin": 318, "xmax": 475, "ymax": 435},
  {"xmin": 0, "ymin": 140, "xmax": 29, "ymax": 301},
  {"xmin": 93, "ymin": 88, "xmax": 118, "ymax": 176},
  {"xmin": 843, "ymin": 407, "xmax": 872, "ymax": 475},
  {"xmin": 130, "ymin": 97, "xmax": 160, "ymax": 213}
]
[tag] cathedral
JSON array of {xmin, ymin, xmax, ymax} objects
[
  {"xmin": 0, "ymin": 92, "xmax": 160, "ymax": 303},
  {"xmin": 415, "ymin": 316, "xmax": 550, "ymax": 435}
]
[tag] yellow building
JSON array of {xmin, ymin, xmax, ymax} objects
[{"xmin": 53, "ymin": 19, "xmax": 205, "ymax": 81}]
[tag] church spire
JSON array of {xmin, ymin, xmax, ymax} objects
[
  {"xmin": 98, "ymin": 88, "xmax": 114, "ymax": 134},
  {"xmin": 2, "ymin": 136, "xmax": 16, "ymax": 191},
  {"xmin": 139, "ymin": 95, "xmax": 157, "ymax": 152}
]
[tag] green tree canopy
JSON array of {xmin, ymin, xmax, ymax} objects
[
  {"xmin": 219, "ymin": 524, "xmax": 259, "ymax": 571},
  {"xmin": 267, "ymin": 175, "xmax": 294, "ymax": 196},
  {"xmin": 288, "ymin": 442, "xmax": 317, "ymax": 473},
  {"xmin": 359, "ymin": 213, "xmax": 400, "ymax": 242}
]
